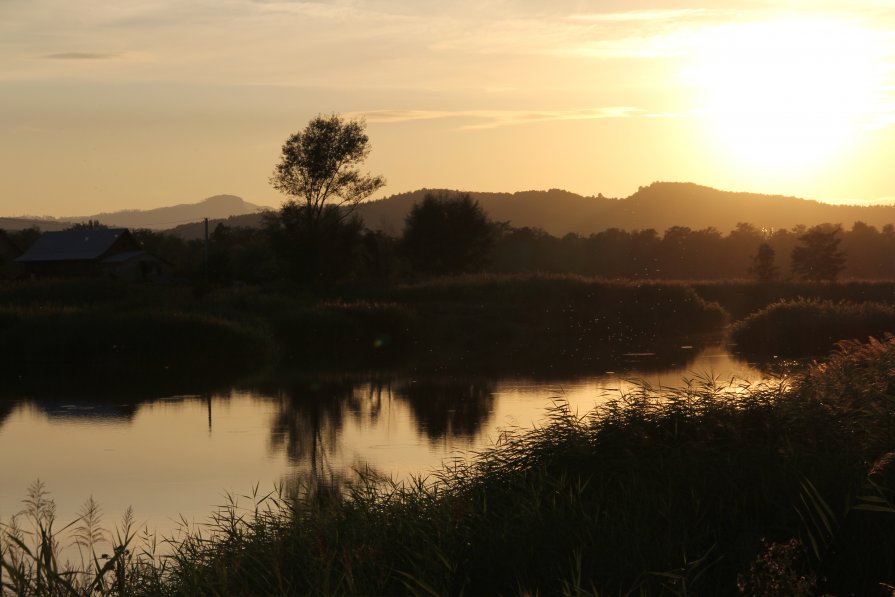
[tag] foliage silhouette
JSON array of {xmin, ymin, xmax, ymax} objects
[
  {"xmin": 266, "ymin": 205, "xmax": 364, "ymax": 282},
  {"xmin": 270, "ymin": 114, "xmax": 384, "ymax": 227},
  {"xmin": 731, "ymin": 298, "xmax": 895, "ymax": 357},
  {"xmin": 400, "ymin": 191, "xmax": 496, "ymax": 276},
  {"xmin": 269, "ymin": 114, "xmax": 383, "ymax": 283},
  {"xmin": 749, "ymin": 242, "xmax": 779, "ymax": 281},
  {"xmin": 791, "ymin": 224, "xmax": 846, "ymax": 281}
]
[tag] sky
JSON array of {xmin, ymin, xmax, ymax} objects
[{"xmin": 2, "ymin": 0, "xmax": 895, "ymax": 216}]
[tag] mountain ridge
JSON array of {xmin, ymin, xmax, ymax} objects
[
  {"xmin": 4, "ymin": 195, "xmax": 265, "ymax": 231},
  {"xmin": 3, "ymin": 183, "xmax": 895, "ymax": 240}
]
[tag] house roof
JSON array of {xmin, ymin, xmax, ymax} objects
[
  {"xmin": 101, "ymin": 250, "xmax": 150, "ymax": 264},
  {"xmin": 16, "ymin": 228, "xmax": 132, "ymax": 262}
]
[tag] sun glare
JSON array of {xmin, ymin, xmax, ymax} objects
[{"xmin": 685, "ymin": 17, "xmax": 889, "ymax": 174}]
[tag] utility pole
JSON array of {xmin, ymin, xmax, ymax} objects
[{"xmin": 203, "ymin": 217, "xmax": 209, "ymax": 282}]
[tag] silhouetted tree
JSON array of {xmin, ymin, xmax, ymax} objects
[
  {"xmin": 841, "ymin": 221, "xmax": 891, "ymax": 278},
  {"xmin": 726, "ymin": 222, "xmax": 765, "ymax": 276},
  {"xmin": 208, "ymin": 223, "xmax": 278, "ymax": 283},
  {"xmin": 270, "ymin": 114, "xmax": 384, "ymax": 228},
  {"xmin": 400, "ymin": 192, "xmax": 496, "ymax": 276},
  {"xmin": 65, "ymin": 219, "xmax": 107, "ymax": 230},
  {"xmin": 267, "ymin": 204, "xmax": 364, "ymax": 282},
  {"xmin": 269, "ymin": 114, "xmax": 384, "ymax": 282},
  {"xmin": 489, "ymin": 226, "xmax": 561, "ymax": 274},
  {"xmin": 359, "ymin": 229, "xmax": 398, "ymax": 281},
  {"xmin": 749, "ymin": 243, "xmax": 779, "ymax": 281},
  {"xmin": 791, "ymin": 224, "xmax": 846, "ymax": 281},
  {"xmin": 7, "ymin": 227, "xmax": 41, "ymax": 253}
]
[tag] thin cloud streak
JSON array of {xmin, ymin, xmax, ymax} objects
[
  {"xmin": 568, "ymin": 9, "xmax": 724, "ymax": 23},
  {"xmin": 42, "ymin": 52, "xmax": 120, "ymax": 60},
  {"xmin": 353, "ymin": 107, "xmax": 657, "ymax": 129}
]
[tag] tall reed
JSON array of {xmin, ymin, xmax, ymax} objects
[{"xmin": 7, "ymin": 338, "xmax": 895, "ymax": 595}]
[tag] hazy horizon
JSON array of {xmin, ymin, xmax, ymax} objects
[
  {"xmin": 5, "ymin": 181, "xmax": 895, "ymax": 221},
  {"xmin": 3, "ymin": 1, "xmax": 895, "ymax": 216}
]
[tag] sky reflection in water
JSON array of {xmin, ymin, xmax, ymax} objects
[{"xmin": 0, "ymin": 344, "xmax": 771, "ymax": 549}]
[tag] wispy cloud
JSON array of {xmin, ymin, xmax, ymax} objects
[
  {"xmin": 353, "ymin": 107, "xmax": 656, "ymax": 129},
  {"xmin": 568, "ymin": 9, "xmax": 724, "ymax": 23},
  {"xmin": 42, "ymin": 52, "xmax": 120, "ymax": 60}
]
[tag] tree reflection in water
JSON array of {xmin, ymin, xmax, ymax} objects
[
  {"xmin": 394, "ymin": 378, "xmax": 495, "ymax": 440},
  {"xmin": 267, "ymin": 377, "xmax": 391, "ymax": 495},
  {"xmin": 0, "ymin": 400, "xmax": 13, "ymax": 428}
]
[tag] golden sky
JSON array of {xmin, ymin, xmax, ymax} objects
[{"xmin": 2, "ymin": 0, "xmax": 894, "ymax": 216}]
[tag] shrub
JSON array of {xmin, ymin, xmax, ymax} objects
[{"xmin": 730, "ymin": 298, "xmax": 895, "ymax": 357}]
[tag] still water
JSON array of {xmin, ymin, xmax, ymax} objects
[{"xmin": 0, "ymin": 344, "xmax": 772, "ymax": 547}]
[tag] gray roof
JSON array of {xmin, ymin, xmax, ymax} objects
[
  {"xmin": 16, "ymin": 228, "xmax": 131, "ymax": 262},
  {"xmin": 101, "ymin": 250, "xmax": 150, "ymax": 264}
]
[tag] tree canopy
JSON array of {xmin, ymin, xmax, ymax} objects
[
  {"xmin": 791, "ymin": 224, "xmax": 846, "ymax": 281},
  {"xmin": 270, "ymin": 114, "xmax": 385, "ymax": 226},
  {"xmin": 748, "ymin": 243, "xmax": 779, "ymax": 281},
  {"xmin": 400, "ymin": 192, "xmax": 496, "ymax": 276},
  {"xmin": 269, "ymin": 114, "xmax": 384, "ymax": 282}
]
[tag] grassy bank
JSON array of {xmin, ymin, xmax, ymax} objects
[
  {"xmin": 692, "ymin": 279, "xmax": 895, "ymax": 320},
  {"xmin": 318, "ymin": 274, "xmax": 729, "ymax": 373},
  {"xmin": 730, "ymin": 299, "xmax": 895, "ymax": 357},
  {"xmin": 6, "ymin": 337, "xmax": 895, "ymax": 595},
  {"xmin": 10, "ymin": 275, "xmax": 895, "ymax": 381},
  {"xmin": 0, "ymin": 305, "xmax": 272, "ymax": 391},
  {"xmin": 0, "ymin": 275, "xmax": 729, "ymax": 384}
]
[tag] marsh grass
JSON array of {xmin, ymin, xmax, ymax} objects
[
  {"xmin": 372, "ymin": 274, "xmax": 729, "ymax": 373},
  {"xmin": 0, "ymin": 480, "xmax": 146, "ymax": 596},
  {"xmin": 0, "ymin": 306, "xmax": 271, "ymax": 387},
  {"xmin": 6, "ymin": 338, "xmax": 895, "ymax": 595},
  {"xmin": 730, "ymin": 298, "xmax": 895, "ymax": 357},
  {"xmin": 693, "ymin": 279, "xmax": 895, "ymax": 320},
  {"xmin": 0, "ymin": 274, "xmax": 731, "ymax": 383}
]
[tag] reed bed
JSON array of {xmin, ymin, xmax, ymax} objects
[
  {"xmin": 0, "ymin": 275, "xmax": 730, "ymax": 381},
  {"xmin": 730, "ymin": 298, "xmax": 895, "ymax": 357},
  {"xmin": 5, "ymin": 337, "xmax": 895, "ymax": 595},
  {"xmin": 693, "ymin": 279, "xmax": 895, "ymax": 320}
]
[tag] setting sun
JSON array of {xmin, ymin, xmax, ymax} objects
[
  {"xmin": 686, "ymin": 17, "xmax": 888, "ymax": 174},
  {"xmin": 9, "ymin": 3, "xmax": 895, "ymax": 593}
]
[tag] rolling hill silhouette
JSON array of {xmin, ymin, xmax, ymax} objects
[
  {"xmin": 4, "ymin": 183, "xmax": 895, "ymax": 239},
  {"xmin": 70, "ymin": 195, "xmax": 264, "ymax": 229},
  {"xmin": 355, "ymin": 182, "xmax": 895, "ymax": 236},
  {"xmin": 0, "ymin": 195, "xmax": 264, "ymax": 232}
]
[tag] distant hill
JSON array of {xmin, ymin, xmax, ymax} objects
[
  {"xmin": 606, "ymin": 182, "xmax": 895, "ymax": 234},
  {"xmin": 168, "ymin": 212, "xmax": 269, "ymax": 240},
  {"xmin": 0, "ymin": 217, "xmax": 70, "ymax": 232},
  {"xmin": 356, "ymin": 183, "xmax": 895, "ymax": 236},
  {"xmin": 355, "ymin": 188, "xmax": 615, "ymax": 236},
  {"xmin": 0, "ymin": 195, "xmax": 264, "ymax": 232},
  {"xmin": 5, "ymin": 184, "xmax": 895, "ymax": 240},
  {"xmin": 68, "ymin": 195, "xmax": 265, "ymax": 229}
]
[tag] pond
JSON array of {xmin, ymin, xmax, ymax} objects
[{"xmin": 0, "ymin": 343, "xmax": 777, "ymax": 553}]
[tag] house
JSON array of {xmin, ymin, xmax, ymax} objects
[{"xmin": 15, "ymin": 228, "xmax": 169, "ymax": 281}]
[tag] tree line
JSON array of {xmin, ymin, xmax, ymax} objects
[
  {"xmin": 2, "ymin": 114, "xmax": 891, "ymax": 283},
  {"xmin": 5, "ymin": 201, "xmax": 874, "ymax": 284}
]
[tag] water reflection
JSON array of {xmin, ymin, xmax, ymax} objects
[
  {"xmin": 33, "ymin": 401, "xmax": 140, "ymax": 422},
  {"xmin": 268, "ymin": 379, "xmax": 356, "ymax": 466},
  {"xmin": 0, "ymin": 400, "xmax": 13, "ymax": 428},
  {"xmin": 0, "ymin": 344, "xmax": 773, "ymax": 548},
  {"xmin": 394, "ymin": 379, "xmax": 495, "ymax": 440}
]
